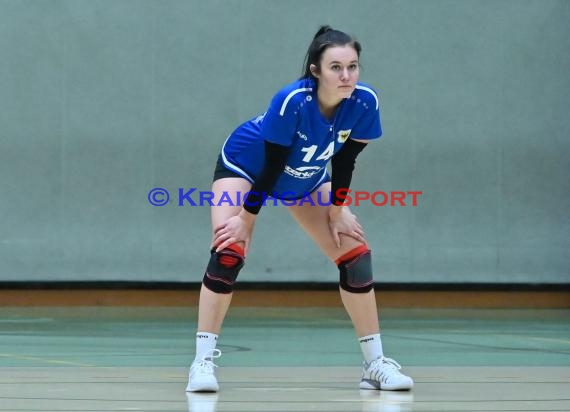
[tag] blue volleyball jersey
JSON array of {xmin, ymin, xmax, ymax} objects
[{"xmin": 221, "ymin": 78, "xmax": 382, "ymax": 199}]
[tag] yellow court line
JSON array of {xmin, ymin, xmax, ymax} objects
[{"xmin": 0, "ymin": 353, "xmax": 95, "ymax": 367}]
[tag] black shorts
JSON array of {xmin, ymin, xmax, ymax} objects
[
  {"xmin": 212, "ymin": 153, "xmax": 244, "ymax": 182},
  {"xmin": 212, "ymin": 153, "xmax": 332, "ymax": 198}
]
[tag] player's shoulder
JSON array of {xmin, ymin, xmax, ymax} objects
[
  {"xmin": 352, "ymin": 81, "xmax": 380, "ymax": 110},
  {"xmin": 269, "ymin": 78, "xmax": 315, "ymax": 116}
]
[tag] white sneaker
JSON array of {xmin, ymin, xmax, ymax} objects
[
  {"xmin": 359, "ymin": 357, "xmax": 414, "ymax": 391},
  {"xmin": 186, "ymin": 349, "xmax": 222, "ymax": 392}
]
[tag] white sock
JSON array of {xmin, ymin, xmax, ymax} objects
[
  {"xmin": 359, "ymin": 333, "xmax": 383, "ymax": 363},
  {"xmin": 194, "ymin": 332, "xmax": 218, "ymax": 362}
]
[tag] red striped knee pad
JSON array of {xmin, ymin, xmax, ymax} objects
[
  {"xmin": 203, "ymin": 244, "xmax": 245, "ymax": 294},
  {"xmin": 335, "ymin": 245, "xmax": 374, "ymax": 293}
]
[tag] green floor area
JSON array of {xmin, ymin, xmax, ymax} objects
[{"xmin": 0, "ymin": 307, "xmax": 568, "ymax": 368}]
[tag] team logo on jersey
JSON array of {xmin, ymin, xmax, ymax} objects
[
  {"xmin": 284, "ymin": 165, "xmax": 322, "ymax": 179},
  {"xmin": 336, "ymin": 129, "xmax": 352, "ymax": 143}
]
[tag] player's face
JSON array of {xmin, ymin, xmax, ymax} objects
[{"xmin": 314, "ymin": 45, "xmax": 360, "ymax": 101}]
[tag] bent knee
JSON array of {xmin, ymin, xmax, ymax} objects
[
  {"xmin": 202, "ymin": 244, "xmax": 245, "ymax": 294},
  {"xmin": 336, "ymin": 245, "xmax": 374, "ymax": 293}
]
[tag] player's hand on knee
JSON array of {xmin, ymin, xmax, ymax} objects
[
  {"xmin": 212, "ymin": 211, "xmax": 255, "ymax": 255},
  {"xmin": 328, "ymin": 207, "xmax": 366, "ymax": 248}
]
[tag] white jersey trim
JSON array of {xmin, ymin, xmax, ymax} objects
[
  {"xmin": 279, "ymin": 88, "xmax": 313, "ymax": 116},
  {"xmin": 220, "ymin": 137, "xmax": 254, "ymax": 183},
  {"xmin": 220, "ymin": 136, "xmax": 329, "ymax": 199},
  {"xmin": 355, "ymin": 85, "xmax": 379, "ymax": 110}
]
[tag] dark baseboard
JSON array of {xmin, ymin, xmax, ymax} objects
[{"xmin": 0, "ymin": 281, "xmax": 568, "ymax": 292}]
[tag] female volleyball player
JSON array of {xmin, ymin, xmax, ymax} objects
[{"xmin": 186, "ymin": 25, "xmax": 413, "ymax": 392}]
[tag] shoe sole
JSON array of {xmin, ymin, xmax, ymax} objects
[
  {"xmin": 186, "ymin": 378, "xmax": 219, "ymax": 393},
  {"xmin": 359, "ymin": 379, "xmax": 413, "ymax": 391},
  {"xmin": 186, "ymin": 384, "xmax": 219, "ymax": 393}
]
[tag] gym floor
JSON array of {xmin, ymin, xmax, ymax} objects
[{"xmin": 1, "ymin": 305, "xmax": 569, "ymax": 411}]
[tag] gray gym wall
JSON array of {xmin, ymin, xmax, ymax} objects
[{"xmin": 1, "ymin": 0, "xmax": 568, "ymax": 284}]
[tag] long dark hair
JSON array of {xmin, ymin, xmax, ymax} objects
[{"xmin": 300, "ymin": 25, "xmax": 362, "ymax": 80}]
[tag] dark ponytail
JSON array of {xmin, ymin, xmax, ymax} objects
[
  {"xmin": 300, "ymin": 25, "xmax": 361, "ymax": 80},
  {"xmin": 314, "ymin": 25, "xmax": 333, "ymax": 39}
]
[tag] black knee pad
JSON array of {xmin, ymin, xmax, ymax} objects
[
  {"xmin": 203, "ymin": 246, "xmax": 245, "ymax": 294},
  {"xmin": 338, "ymin": 249, "xmax": 374, "ymax": 293}
]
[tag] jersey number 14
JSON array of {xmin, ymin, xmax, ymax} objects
[{"xmin": 300, "ymin": 142, "xmax": 334, "ymax": 163}]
